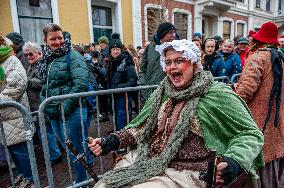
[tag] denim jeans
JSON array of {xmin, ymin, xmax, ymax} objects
[
  {"xmin": 0, "ymin": 144, "xmax": 6, "ymax": 161},
  {"xmin": 50, "ymin": 107, "xmax": 90, "ymax": 183},
  {"xmin": 8, "ymin": 142, "xmax": 32, "ymax": 180},
  {"xmin": 37, "ymin": 119, "xmax": 61, "ymax": 161},
  {"xmin": 114, "ymin": 94, "xmax": 132, "ymax": 131}
]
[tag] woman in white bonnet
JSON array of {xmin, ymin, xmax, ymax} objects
[{"xmin": 89, "ymin": 39, "xmax": 264, "ymax": 188}]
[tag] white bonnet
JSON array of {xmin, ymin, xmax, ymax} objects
[{"xmin": 155, "ymin": 39, "xmax": 202, "ymax": 71}]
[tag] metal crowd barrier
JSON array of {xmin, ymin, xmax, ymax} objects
[
  {"xmin": 213, "ymin": 76, "xmax": 230, "ymax": 83},
  {"xmin": 38, "ymin": 85, "xmax": 157, "ymax": 188},
  {"xmin": 230, "ymin": 73, "xmax": 241, "ymax": 83},
  {"xmin": 0, "ymin": 100, "xmax": 40, "ymax": 188},
  {"xmin": 37, "ymin": 74, "xmax": 241, "ymax": 188}
]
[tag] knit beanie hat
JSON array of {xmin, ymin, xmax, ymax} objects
[
  {"xmin": 237, "ymin": 37, "xmax": 249, "ymax": 44},
  {"xmin": 98, "ymin": 36, "xmax": 109, "ymax": 44},
  {"xmin": 214, "ymin": 35, "xmax": 223, "ymax": 44},
  {"xmin": 6, "ymin": 32, "xmax": 24, "ymax": 45},
  {"xmin": 157, "ymin": 22, "xmax": 176, "ymax": 40},
  {"xmin": 109, "ymin": 33, "xmax": 123, "ymax": 50},
  {"xmin": 193, "ymin": 32, "xmax": 202, "ymax": 39}
]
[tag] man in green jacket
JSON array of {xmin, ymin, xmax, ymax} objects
[
  {"xmin": 139, "ymin": 22, "xmax": 176, "ymax": 100},
  {"xmin": 89, "ymin": 39, "xmax": 264, "ymax": 188}
]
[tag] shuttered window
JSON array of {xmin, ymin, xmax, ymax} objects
[
  {"xmin": 174, "ymin": 12, "xmax": 188, "ymax": 39},
  {"xmin": 223, "ymin": 21, "xmax": 231, "ymax": 40}
]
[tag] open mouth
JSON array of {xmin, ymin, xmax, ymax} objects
[{"xmin": 171, "ymin": 72, "xmax": 182, "ymax": 82}]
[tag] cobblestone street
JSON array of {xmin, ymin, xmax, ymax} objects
[{"xmin": 0, "ymin": 118, "xmax": 115, "ymax": 188}]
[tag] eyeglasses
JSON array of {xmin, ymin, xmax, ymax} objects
[
  {"xmin": 165, "ymin": 58, "xmax": 187, "ymax": 67},
  {"xmin": 24, "ymin": 52, "xmax": 34, "ymax": 57}
]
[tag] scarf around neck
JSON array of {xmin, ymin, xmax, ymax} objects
[
  {"xmin": 102, "ymin": 70, "xmax": 214, "ymax": 187},
  {"xmin": 43, "ymin": 42, "xmax": 71, "ymax": 63}
]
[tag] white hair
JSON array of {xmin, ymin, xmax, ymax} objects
[
  {"xmin": 23, "ymin": 41, "xmax": 42, "ymax": 54},
  {"xmin": 155, "ymin": 39, "xmax": 202, "ymax": 71},
  {"xmin": 223, "ymin": 39, "xmax": 234, "ymax": 46}
]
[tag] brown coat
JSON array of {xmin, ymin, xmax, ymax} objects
[{"xmin": 236, "ymin": 49, "xmax": 284, "ymax": 163}]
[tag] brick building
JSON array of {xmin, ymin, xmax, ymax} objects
[{"xmin": 0, "ymin": 0, "xmax": 283, "ymax": 47}]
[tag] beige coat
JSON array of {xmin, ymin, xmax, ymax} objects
[
  {"xmin": 236, "ymin": 49, "xmax": 284, "ymax": 163},
  {"xmin": 0, "ymin": 55, "xmax": 31, "ymax": 146}
]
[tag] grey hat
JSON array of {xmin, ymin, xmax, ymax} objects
[{"xmin": 6, "ymin": 32, "xmax": 24, "ymax": 45}]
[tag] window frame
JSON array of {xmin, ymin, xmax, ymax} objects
[
  {"xmin": 91, "ymin": 5, "xmax": 113, "ymax": 44},
  {"xmin": 172, "ymin": 8, "xmax": 192, "ymax": 40},
  {"xmin": 15, "ymin": 0, "xmax": 53, "ymax": 44},
  {"xmin": 266, "ymin": 0, "xmax": 271, "ymax": 11},
  {"xmin": 144, "ymin": 4, "xmax": 168, "ymax": 42},
  {"xmin": 235, "ymin": 20, "xmax": 247, "ymax": 37},
  {"xmin": 256, "ymin": 0, "xmax": 261, "ymax": 8},
  {"xmin": 223, "ymin": 18, "xmax": 234, "ymax": 40}
]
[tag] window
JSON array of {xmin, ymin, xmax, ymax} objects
[
  {"xmin": 16, "ymin": 0, "xmax": 52, "ymax": 44},
  {"xmin": 279, "ymin": 0, "xmax": 282, "ymax": 14},
  {"xmin": 92, "ymin": 6, "xmax": 112, "ymax": 43},
  {"xmin": 237, "ymin": 23, "xmax": 244, "ymax": 37},
  {"xmin": 266, "ymin": 0, "xmax": 271, "ymax": 11},
  {"xmin": 223, "ymin": 21, "xmax": 231, "ymax": 40},
  {"xmin": 147, "ymin": 8, "xmax": 165, "ymax": 41},
  {"xmin": 236, "ymin": 0, "xmax": 244, "ymax": 2},
  {"xmin": 279, "ymin": 0, "xmax": 283, "ymax": 14},
  {"xmin": 256, "ymin": 0, "xmax": 261, "ymax": 8},
  {"xmin": 174, "ymin": 13, "xmax": 188, "ymax": 39}
]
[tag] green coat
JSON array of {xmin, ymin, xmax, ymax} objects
[
  {"xmin": 139, "ymin": 44, "xmax": 166, "ymax": 99},
  {"xmin": 40, "ymin": 50, "xmax": 88, "ymax": 118},
  {"xmin": 126, "ymin": 81, "xmax": 264, "ymax": 178}
]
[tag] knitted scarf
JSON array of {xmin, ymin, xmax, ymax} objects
[
  {"xmin": 0, "ymin": 46, "xmax": 12, "ymax": 82},
  {"xmin": 102, "ymin": 71, "xmax": 214, "ymax": 187},
  {"xmin": 39, "ymin": 39, "xmax": 71, "ymax": 81},
  {"xmin": 43, "ymin": 42, "xmax": 70, "ymax": 63}
]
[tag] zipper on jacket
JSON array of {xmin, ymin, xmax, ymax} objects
[{"xmin": 45, "ymin": 60, "xmax": 55, "ymax": 98}]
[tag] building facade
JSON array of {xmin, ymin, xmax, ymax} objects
[{"xmin": 0, "ymin": 0, "xmax": 283, "ymax": 47}]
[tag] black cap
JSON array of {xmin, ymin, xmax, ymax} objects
[
  {"xmin": 6, "ymin": 32, "xmax": 24, "ymax": 45},
  {"xmin": 157, "ymin": 22, "xmax": 176, "ymax": 40},
  {"xmin": 109, "ymin": 33, "xmax": 123, "ymax": 50}
]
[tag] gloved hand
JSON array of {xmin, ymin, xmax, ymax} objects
[
  {"xmin": 220, "ymin": 157, "xmax": 244, "ymax": 185},
  {"xmin": 88, "ymin": 134, "xmax": 120, "ymax": 156}
]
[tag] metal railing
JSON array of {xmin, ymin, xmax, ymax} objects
[
  {"xmin": 230, "ymin": 73, "xmax": 241, "ymax": 83},
  {"xmin": 38, "ymin": 85, "xmax": 158, "ymax": 188},
  {"xmin": 213, "ymin": 76, "xmax": 230, "ymax": 83},
  {"xmin": 0, "ymin": 100, "xmax": 40, "ymax": 188}
]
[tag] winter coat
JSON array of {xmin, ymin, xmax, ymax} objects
[
  {"xmin": 26, "ymin": 61, "xmax": 41, "ymax": 112},
  {"xmin": 15, "ymin": 44, "xmax": 30, "ymax": 71},
  {"xmin": 107, "ymin": 53, "xmax": 138, "ymax": 90},
  {"xmin": 86, "ymin": 58, "xmax": 107, "ymax": 91},
  {"xmin": 236, "ymin": 48, "xmax": 284, "ymax": 163},
  {"xmin": 40, "ymin": 50, "xmax": 89, "ymax": 119},
  {"xmin": 139, "ymin": 44, "xmax": 166, "ymax": 86},
  {"xmin": 203, "ymin": 53, "xmax": 226, "ymax": 77},
  {"xmin": 0, "ymin": 55, "xmax": 31, "ymax": 146},
  {"xmin": 221, "ymin": 52, "xmax": 242, "ymax": 79}
]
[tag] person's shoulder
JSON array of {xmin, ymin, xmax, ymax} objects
[{"xmin": 200, "ymin": 82, "xmax": 237, "ymax": 103}]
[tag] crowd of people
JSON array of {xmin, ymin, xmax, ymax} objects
[{"xmin": 0, "ymin": 20, "xmax": 283, "ymax": 188}]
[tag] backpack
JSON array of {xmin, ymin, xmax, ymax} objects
[{"xmin": 66, "ymin": 50, "xmax": 96, "ymax": 108}]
